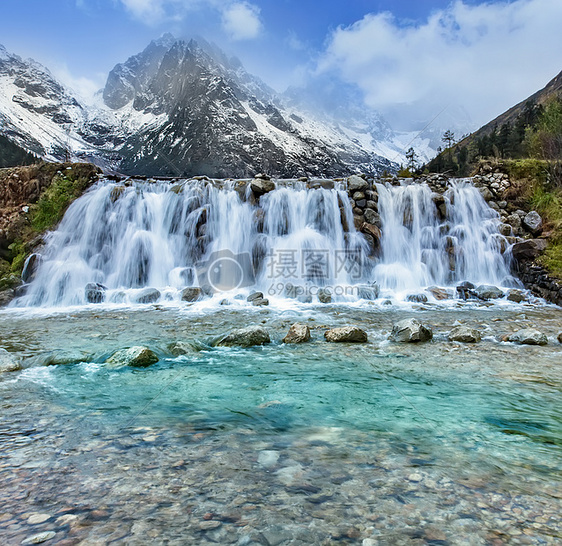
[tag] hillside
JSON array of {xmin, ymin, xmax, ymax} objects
[{"xmin": 0, "ymin": 134, "xmax": 36, "ymax": 168}]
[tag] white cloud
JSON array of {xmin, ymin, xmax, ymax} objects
[
  {"xmin": 221, "ymin": 2, "xmax": 262, "ymax": 40},
  {"xmin": 319, "ymin": 0, "xmax": 562, "ymax": 128},
  {"xmin": 52, "ymin": 64, "xmax": 105, "ymax": 103},
  {"xmin": 119, "ymin": 0, "xmax": 170, "ymax": 20}
]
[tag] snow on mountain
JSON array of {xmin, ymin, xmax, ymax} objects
[{"xmin": 0, "ymin": 38, "xmax": 411, "ymax": 176}]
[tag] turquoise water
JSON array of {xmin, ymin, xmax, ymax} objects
[{"xmin": 1, "ymin": 304, "xmax": 562, "ymax": 544}]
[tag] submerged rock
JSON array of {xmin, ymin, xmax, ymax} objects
[
  {"xmin": 283, "ymin": 323, "xmax": 311, "ymax": 344},
  {"xmin": 0, "ymin": 348, "xmax": 21, "ymax": 373},
  {"xmin": 181, "ymin": 287, "xmax": 202, "ymax": 302},
  {"xmin": 107, "ymin": 346, "xmax": 159, "ymax": 367},
  {"xmin": 318, "ymin": 288, "xmax": 332, "ymax": 303},
  {"xmin": 448, "ymin": 326, "xmax": 482, "ymax": 343},
  {"xmin": 507, "ymin": 329, "xmax": 548, "ymax": 346},
  {"xmin": 324, "ymin": 326, "xmax": 368, "ymax": 343},
  {"xmin": 85, "ymin": 282, "xmax": 106, "ymax": 303},
  {"xmin": 216, "ymin": 325, "xmax": 271, "ymax": 347},
  {"xmin": 474, "ymin": 285, "xmax": 504, "ymax": 300},
  {"xmin": 407, "ymin": 293, "xmax": 428, "ymax": 303},
  {"xmin": 133, "ymin": 288, "xmax": 161, "ymax": 304},
  {"xmin": 391, "ymin": 319, "xmax": 433, "ymax": 343}
]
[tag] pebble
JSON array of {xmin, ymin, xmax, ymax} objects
[
  {"xmin": 21, "ymin": 532, "xmax": 56, "ymax": 545},
  {"xmin": 199, "ymin": 520, "xmax": 222, "ymax": 530},
  {"xmin": 27, "ymin": 513, "xmax": 51, "ymax": 525}
]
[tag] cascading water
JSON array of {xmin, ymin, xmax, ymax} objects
[
  {"xmin": 14, "ymin": 180, "xmax": 367, "ymax": 307},
  {"xmin": 13, "ymin": 177, "xmax": 515, "ymax": 308},
  {"xmin": 373, "ymin": 179, "xmax": 514, "ymax": 294}
]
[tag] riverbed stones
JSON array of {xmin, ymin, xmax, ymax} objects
[
  {"xmin": 247, "ymin": 291, "xmax": 269, "ymax": 306},
  {"xmin": 507, "ymin": 329, "xmax": 548, "ymax": 346},
  {"xmin": 0, "ymin": 348, "xmax": 20, "ymax": 373},
  {"xmin": 407, "ymin": 293, "xmax": 428, "ymax": 303},
  {"xmin": 133, "ymin": 288, "xmax": 161, "ymax": 304},
  {"xmin": 523, "ymin": 211, "xmax": 543, "ymax": 234},
  {"xmin": 391, "ymin": 319, "xmax": 433, "ymax": 343},
  {"xmin": 324, "ymin": 326, "xmax": 368, "ymax": 343},
  {"xmin": 107, "ymin": 346, "xmax": 159, "ymax": 367},
  {"xmin": 181, "ymin": 287, "xmax": 202, "ymax": 302},
  {"xmin": 448, "ymin": 326, "xmax": 482, "ymax": 343},
  {"xmin": 216, "ymin": 325, "xmax": 271, "ymax": 347},
  {"xmin": 85, "ymin": 282, "xmax": 106, "ymax": 303},
  {"xmin": 283, "ymin": 323, "xmax": 311, "ymax": 344},
  {"xmin": 21, "ymin": 532, "xmax": 56, "ymax": 545},
  {"xmin": 474, "ymin": 285, "xmax": 504, "ymax": 300}
]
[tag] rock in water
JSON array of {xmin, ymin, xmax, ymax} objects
[
  {"xmin": 216, "ymin": 325, "xmax": 271, "ymax": 347},
  {"xmin": 324, "ymin": 326, "xmax": 368, "ymax": 343},
  {"xmin": 85, "ymin": 282, "xmax": 106, "ymax": 303},
  {"xmin": 511, "ymin": 239, "xmax": 548, "ymax": 261},
  {"xmin": 0, "ymin": 348, "xmax": 21, "ymax": 373},
  {"xmin": 357, "ymin": 284, "xmax": 380, "ymax": 300},
  {"xmin": 250, "ymin": 178, "xmax": 275, "ymax": 196},
  {"xmin": 474, "ymin": 285, "xmax": 504, "ymax": 300},
  {"xmin": 318, "ymin": 288, "xmax": 332, "ymax": 303},
  {"xmin": 283, "ymin": 323, "xmax": 311, "ymax": 344},
  {"xmin": 181, "ymin": 287, "xmax": 202, "ymax": 302},
  {"xmin": 507, "ymin": 329, "xmax": 548, "ymax": 346},
  {"xmin": 523, "ymin": 211, "xmax": 542, "ymax": 234},
  {"xmin": 558, "ymin": 332, "xmax": 562, "ymax": 344},
  {"xmin": 407, "ymin": 293, "xmax": 428, "ymax": 303},
  {"xmin": 448, "ymin": 326, "xmax": 482, "ymax": 343},
  {"xmin": 391, "ymin": 319, "xmax": 433, "ymax": 343},
  {"xmin": 506, "ymin": 289, "xmax": 527, "ymax": 303},
  {"xmin": 133, "ymin": 288, "xmax": 161, "ymax": 304},
  {"xmin": 107, "ymin": 346, "xmax": 159, "ymax": 367}
]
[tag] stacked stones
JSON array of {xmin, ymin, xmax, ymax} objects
[{"xmin": 345, "ymin": 174, "xmax": 382, "ymax": 257}]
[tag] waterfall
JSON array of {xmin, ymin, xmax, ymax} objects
[
  {"xmin": 374, "ymin": 179, "xmax": 513, "ymax": 294},
  {"xmin": 13, "ymin": 178, "xmax": 514, "ymax": 307}
]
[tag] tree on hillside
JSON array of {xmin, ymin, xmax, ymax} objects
[
  {"xmin": 525, "ymin": 97, "xmax": 562, "ymax": 185},
  {"xmin": 405, "ymin": 147, "xmax": 418, "ymax": 172},
  {"xmin": 442, "ymin": 130, "xmax": 455, "ymax": 149}
]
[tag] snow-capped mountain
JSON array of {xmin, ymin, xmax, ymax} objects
[{"xmin": 0, "ymin": 38, "xmax": 406, "ymax": 176}]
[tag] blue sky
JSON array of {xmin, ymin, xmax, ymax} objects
[{"xmin": 1, "ymin": 0, "xmax": 562, "ymax": 128}]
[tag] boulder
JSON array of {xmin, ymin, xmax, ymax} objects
[
  {"xmin": 361, "ymin": 221, "xmax": 382, "ymax": 240},
  {"xmin": 250, "ymin": 178, "xmax": 275, "ymax": 196},
  {"xmin": 498, "ymin": 223, "xmax": 512, "ymax": 237},
  {"xmin": 324, "ymin": 326, "xmax": 368, "ymax": 343},
  {"xmin": 391, "ymin": 319, "xmax": 433, "ymax": 343},
  {"xmin": 247, "ymin": 291, "xmax": 264, "ymax": 303},
  {"xmin": 347, "ymin": 175, "xmax": 369, "ymax": 192},
  {"xmin": 473, "ymin": 285, "xmax": 504, "ymax": 300},
  {"xmin": 505, "ymin": 213, "xmax": 522, "ymax": 230},
  {"xmin": 522, "ymin": 211, "xmax": 542, "ymax": 235},
  {"xmin": 407, "ymin": 293, "xmax": 428, "ymax": 303},
  {"xmin": 0, "ymin": 348, "xmax": 21, "ymax": 373},
  {"xmin": 85, "ymin": 282, "xmax": 106, "ymax": 303},
  {"xmin": 216, "ymin": 325, "xmax": 271, "ymax": 347},
  {"xmin": 507, "ymin": 329, "xmax": 548, "ymax": 346},
  {"xmin": 318, "ymin": 288, "xmax": 332, "ymax": 303},
  {"xmin": 448, "ymin": 326, "xmax": 482, "ymax": 343},
  {"xmin": 478, "ymin": 187, "xmax": 494, "ymax": 202},
  {"xmin": 133, "ymin": 288, "xmax": 161, "ymax": 304},
  {"xmin": 168, "ymin": 341, "xmax": 197, "ymax": 356},
  {"xmin": 283, "ymin": 323, "xmax": 311, "ymax": 344},
  {"xmin": 252, "ymin": 297, "xmax": 269, "ymax": 306},
  {"xmin": 511, "ymin": 239, "xmax": 547, "ymax": 261},
  {"xmin": 181, "ymin": 287, "xmax": 202, "ymax": 302},
  {"xmin": 107, "ymin": 346, "xmax": 159, "ymax": 367},
  {"xmin": 506, "ymin": 289, "xmax": 528, "ymax": 303}
]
